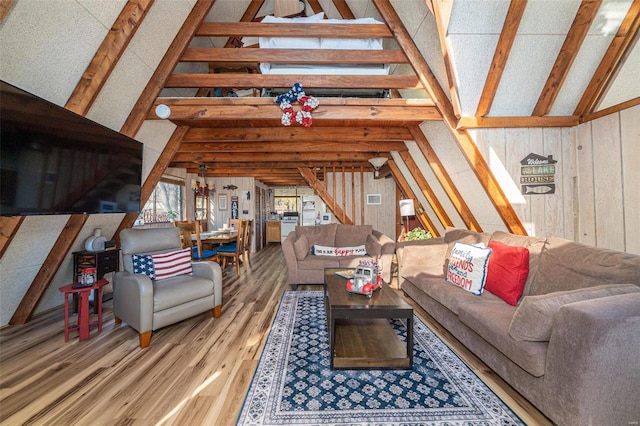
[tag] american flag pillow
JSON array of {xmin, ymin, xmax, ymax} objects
[
  {"xmin": 132, "ymin": 254, "xmax": 156, "ymax": 280},
  {"xmin": 151, "ymin": 248, "xmax": 193, "ymax": 280}
]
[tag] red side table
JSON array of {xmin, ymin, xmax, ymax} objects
[{"xmin": 59, "ymin": 279, "xmax": 109, "ymax": 342}]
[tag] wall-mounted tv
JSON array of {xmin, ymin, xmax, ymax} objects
[{"xmin": 0, "ymin": 80, "xmax": 143, "ymax": 216}]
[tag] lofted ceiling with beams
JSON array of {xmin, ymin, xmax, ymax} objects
[{"xmin": 139, "ymin": 0, "xmax": 639, "ymax": 188}]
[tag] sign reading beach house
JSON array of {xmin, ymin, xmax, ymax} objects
[{"xmin": 520, "ymin": 153, "xmax": 557, "ymax": 195}]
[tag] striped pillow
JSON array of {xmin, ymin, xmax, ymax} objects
[{"xmin": 151, "ymin": 248, "xmax": 193, "ymax": 280}]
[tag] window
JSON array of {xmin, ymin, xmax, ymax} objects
[{"xmin": 139, "ymin": 178, "xmax": 183, "ymax": 224}]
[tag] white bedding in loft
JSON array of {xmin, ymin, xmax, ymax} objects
[{"xmin": 258, "ymin": 13, "xmax": 390, "ymax": 76}]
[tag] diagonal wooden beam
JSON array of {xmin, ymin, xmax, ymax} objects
[
  {"xmin": 223, "ymin": 0, "xmax": 264, "ymax": 48},
  {"xmin": 9, "ymin": 215, "xmax": 89, "ymax": 325},
  {"xmin": 533, "ymin": 0, "xmax": 602, "ymax": 116},
  {"xmin": 298, "ymin": 167, "xmax": 353, "ymax": 224},
  {"xmin": 120, "ymin": 0, "xmax": 216, "ymax": 138},
  {"xmin": 431, "ymin": 0, "xmax": 463, "ymax": 118},
  {"xmin": 7, "ymin": 1, "xmax": 156, "ymax": 325},
  {"xmin": 0, "ymin": 0, "xmax": 15, "ymax": 24},
  {"xmin": 374, "ymin": 0, "xmax": 527, "ymax": 235},
  {"xmin": 387, "ymin": 160, "xmax": 439, "ymax": 237},
  {"xmin": 66, "ymin": 0, "xmax": 154, "ymax": 115},
  {"xmin": 113, "ymin": 126, "xmax": 190, "ymax": 244},
  {"xmin": 0, "ymin": 216, "xmax": 24, "ymax": 259},
  {"xmin": 574, "ymin": 0, "xmax": 640, "ymax": 116},
  {"xmin": 408, "ymin": 125, "xmax": 481, "ymax": 231},
  {"xmin": 399, "ymin": 151, "xmax": 453, "ymax": 229},
  {"xmin": 476, "ymin": 0, "xmax": 527, "ymax": 117},
  {"xmin": 332, "ymin": 0, "xmax": 355, "ymax": 19}
]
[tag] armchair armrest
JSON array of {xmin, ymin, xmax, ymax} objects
[
  {"xmin": 544, "ymin": 293, "xmax": 640, "ymax": 425},
  {"xmin": 191, "ymin": 261, "xmax": 223, "ymax": 307},
  {"xmin": 112, "ymin": 271, "xmax": 154, "ymax": 333}
]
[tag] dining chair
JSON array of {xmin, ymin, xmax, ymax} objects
[
  {"xmin": 175, "ymin": 221, "xmax": 219, "ymax": 262},
  {"xmin": 244, "ymin": 219, "xmax": 253, "ymax": 267},
  {"xmin": 218, "ymin": 219, "xmax": 248, "ymax": 274}
]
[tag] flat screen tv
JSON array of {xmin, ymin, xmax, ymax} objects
[{"xmin": 1, "ymin": 80, "xmax": 143, "ymax": 216}]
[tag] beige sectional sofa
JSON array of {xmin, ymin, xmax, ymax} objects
[
  {"xmin": 282, "ymin": 224, "xmax": 395, "ymax": 289},
  {"xmin": 397, "ymin": 227, "xmax": 640, "ymax": 426}
]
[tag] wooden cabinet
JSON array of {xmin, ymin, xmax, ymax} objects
[{"xmin": 266, "ymin": 221, "xmax": 281, "ymax": 243}]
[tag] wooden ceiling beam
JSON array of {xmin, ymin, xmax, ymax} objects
[
  {"xmin": 533, "ymin": 0, "xmax": 602, "ymax": 116},
  {"xmin": 177, "ymin": 140, "xmax": 408, "ymax": 152},
  {"xmin": 183, "ymin": 126, "xmax": 414, "ymax": 141},
  {"xmin": 0, "ymin": 0, "xmax": 15, "ymax": 24},
  {"xmin": 120, "ymin": 0, "xmax": 216, "ymax": 137},
  {"xmin": 66, "ymin": 0, "xmax": 154, "ymax": 115},
  {"xmin": 165, "ymin": 73, "xmax": 421, "ymax": 90},
  {"xmin": 374, "ymin": 0, "xmax": 527, "ymax": 235},
  {"xmin": 399, "ymin": 151, "xmax": 454, "ymax": 229},
  {"xmin": 180, "ymin": 47, "xmax": 408, "ymax": 64},
  {"xmin": 457, "ymin": 115, "xmax": 579, "ymax": 129},
  {"xmin": 475, "ymin": 0, "xmax": 527, "ymax": 117},
  {"xmin": 150, "ymin": 99, "xmax": 439, "ymax": 122},
  {"xmin": 171, "ymin": 151, "xmax": 387, "ymax": 162},
  {"xmin": 195, "ymin": 22, "xmax": 393, "ymax": 37},
  {"xmin": 387, "ymin": 159, "xmax": 439, "ymax": 237},
  {"xmin": 332, "ymin": 0, "xmax": 356, "ymax": 19},
  {"xmin": 574, "ymin": 0, "xmax": 640, "ymax": 116},
  {"xmin": 408, "ymin": 125, "xmax": 481, "ymax": 232},
  {"xmin": 171, "ymin": 161, "xmax": 372, "ymax": 169}
]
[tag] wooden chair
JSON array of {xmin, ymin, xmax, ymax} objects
[
  {"xmin": 218, "ymin": 219, "xmax": 248, "ymax": 274},
  {"xmin": 175, "ymin": 221, "xmax": 219, "ymax": 262},
  {"xmin": 244, "ymin": 219, "xmax": 253, "ymax": 267}
]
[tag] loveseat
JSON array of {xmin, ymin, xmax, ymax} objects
[
  {"xmin": 397, "ymin": 227, "xmax": 640, "ymax": 425},
  {"xmin": 114, "ymin": 227, "xmax": 223, "ymax": 348},
  {"xmin": 282, "ymin": 224, "xmax": 395, "ymax": 289}
]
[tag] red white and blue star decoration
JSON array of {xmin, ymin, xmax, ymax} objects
[
  {"xmin": 132, "ymin": 254, "xmax": 156, "ymax": 280},
  {"xmin": 275, "ymin": 83, "xmax": 319, "ymax": 127}
]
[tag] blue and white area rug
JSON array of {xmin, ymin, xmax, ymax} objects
[{"xmin": 236, "ymin": 290, "xmax": 524, "ymax": 425}]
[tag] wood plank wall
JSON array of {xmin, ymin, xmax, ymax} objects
[{"xmin": 470, "ymin": 104, "xmax": 639, "ymax": 254}]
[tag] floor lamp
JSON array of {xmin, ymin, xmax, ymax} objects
[{"xmin": 399, "ymin": 199, "xmax": 415, "ymax": 233}]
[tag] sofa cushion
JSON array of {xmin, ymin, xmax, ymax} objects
[
  {"xmin": 509, "ymin": 284, "xmax": 640, "ymax": 342},
  {"xmin": 153, "ymin": 274, "xmax": 214, "ymax": 311},
  {"xmin": 151, "ymin": 248, "xmax": 193, "ymax": 280},
  {"xmin": 132, "ymin": 254, "xmax": 156, "ymax": 280},
  {"xmin": 407, "ymin": 275, "xmax": 504, "ymax": 315},
  {"xmin": 293, "ymin": 234, "xmax": 309, "ymax": 260},
  {"xmin": 296, "ymin": 223, "xmax": 338, "ymax": 246},
  {"xmin": 297, "ymin": 255, "xmax": 340, "ymax": 270},
  {"xmin": 335, "ymin": 224, "xmax": 373, "ymax": 247},
  {"xmin": 444, "ymin": 228, "xmax": 491, "ymax": 273},
  {"xmin": 489, "ymin": 231, "xmax": 547, "ymax": 297},
  {"xmin": 311, "ymin": 244, "xmax": 367, "ymax": 256},
  {"xmin": 528, "ymin": 236, "xmax": 640, "ymax": 296},
  {"xmin": 458, "ymin": 302, "xmax": 548, "ymax": 377},
  {"xmin": 485, "ymin": 240, "xmax": 530, "ymax": 305},
  {"xmin": 445, "ymin": 242, "xmax": 492, "ymax": 295}
]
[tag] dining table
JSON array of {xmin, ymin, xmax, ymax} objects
[{"xmin": 196, "ymin": 229, "xmax": 238, "ymax": 249}]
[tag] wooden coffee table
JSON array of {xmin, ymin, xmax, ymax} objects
[{"xmin": 324, "ymin": 268, "xmax": 414, "ymax": 369}]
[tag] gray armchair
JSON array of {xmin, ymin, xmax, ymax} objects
[{"xmin": 113, "ymin": 227, "xmax": 223, "ymax": 348}]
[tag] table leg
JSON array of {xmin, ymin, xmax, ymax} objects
[
  {"xmin": 78, "ymin": 291, "xmax": 90, "ymax": 341},
  {"xmin": 63, "ymin": 294, "xmax": 70, "ymax": 342},
  {"xmin": 97, "ymin": 287, "xmax": 103, "ymax": 332}
]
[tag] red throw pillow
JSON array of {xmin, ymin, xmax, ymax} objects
[{"xmin": 485, "ymin": 240, "xmax": 530, "ymax": 305}]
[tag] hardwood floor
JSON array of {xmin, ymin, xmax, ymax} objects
[{"xmin": 0, "ymin": 244, "xmax": 551, "ymax": 425}]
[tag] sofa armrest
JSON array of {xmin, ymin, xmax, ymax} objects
[
  {"xmin": 112, "ymin": 271, "xmax": 154, "ymax": 333},
  {"xmin": 396, "ymin": 237, "xmax": 447, "ymax": 281},
  {"xmin": 543, "ymin": 293, "xmax": 640, "ymax": 425},
  {"xmin": 281, "ymin": 231, "xmax": 299, "ymax": 285},
  {"xmin": 191, "ymin": 261, "xmax": 223, "ymax": 307}
]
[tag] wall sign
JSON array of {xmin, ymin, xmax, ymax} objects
[
  {"xmin": 520, "ymin": 153, "xmax": 557, "ymax": 195},
  {"xmin": 231, "ymin": 195, "xmax": 239, "ymax": 219}
]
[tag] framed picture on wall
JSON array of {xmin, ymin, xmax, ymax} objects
[{"xmin": 218, "ymin": 194, "xmax": 228, "ymax": 210}]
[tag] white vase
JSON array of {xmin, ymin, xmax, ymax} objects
[{"xmin": 85, "ymin": 228, "xmax": 107, "ymax": 251}]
